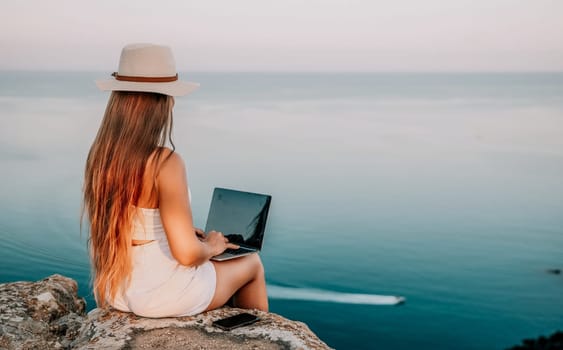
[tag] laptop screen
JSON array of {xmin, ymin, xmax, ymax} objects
[{"xmin": 204, "ymin": 188, "xmax": 272, "ymax": 250}]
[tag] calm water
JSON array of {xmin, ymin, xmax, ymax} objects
[{"xmin": 0, "ymin": 71, "xmax": 562, "ymax": 349}]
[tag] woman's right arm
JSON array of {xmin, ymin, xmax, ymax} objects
[{"xmin": 157, "ymin": 151, "xmax": 237, "ymax": 266}]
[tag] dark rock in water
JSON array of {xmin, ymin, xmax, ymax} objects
[
  {"xmin": 506, "ymin": 330, "xmax": 563, "ymax": 350},
  {"xmin": 0, "ymin": 274, "xmax": 331, "ymax": 349},
  {"xmin": 546, "ymin": 268, "xmax": 561, "ymax": 275},
  {"xmin": 0, "ymin": 274, "xmax": 86, "ymax": 349}
]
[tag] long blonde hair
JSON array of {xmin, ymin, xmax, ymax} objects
[{"xmin": 83, "ymin": 91, "xmax": 174, "ymax": 307}]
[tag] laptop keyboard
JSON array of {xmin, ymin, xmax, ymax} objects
[{"xmin": 224, "ymin": 246, "xmax": 255, "ymax": 255}]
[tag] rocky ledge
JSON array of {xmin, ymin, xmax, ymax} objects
[
  {"xmin": 0, "ymin": 275, "xmax": 331, "ymax": 350},
  {"xmin": 0, "ymin": 274, "xmax": 86, "ymax": 349}
]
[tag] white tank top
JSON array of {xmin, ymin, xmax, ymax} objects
[
  {"xmin": 131, "ymin": 208, "xmax": 165, "ymax": 241},
  {"xmin": 131, "ymin": 187, "xmax": 191, "ymax": 241}
]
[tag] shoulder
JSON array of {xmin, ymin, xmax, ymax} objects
[
  {"xmin": 154, "ymin": 148, "xmax": 186, "ymax": 182},
  {"xmin": 154, "ymin": 148, "xmax": 190, "ymax": 199},
  {"xmin": 147, "ymin": 147, "xmax": 183, "ymax": 170}
]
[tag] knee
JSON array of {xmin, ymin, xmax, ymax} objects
[{"xmin": 248, "ymin": 253, "xmax": 265, "ymax": 277}]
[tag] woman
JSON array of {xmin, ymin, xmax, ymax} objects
[{"xmin": 83, "ymin": 43, "xmax": 268, "ymax": 317}]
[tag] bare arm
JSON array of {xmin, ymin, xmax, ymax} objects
[{"xmin": 157, "ymin": 151, "xmax": 237, "ymax": 266}]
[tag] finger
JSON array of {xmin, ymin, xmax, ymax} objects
[{"xmin": 226, "ymin": 243, "xmax": 240, "ymax": 249}]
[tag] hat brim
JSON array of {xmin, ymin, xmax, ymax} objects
[{"xmin": 95, "ymin": 78, "xmax": 199, "ymax": 97}]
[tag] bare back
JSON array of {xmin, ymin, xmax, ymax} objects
[{"xmin": 132, "ymin": 148, "xmax": 170, "ymax": 245}]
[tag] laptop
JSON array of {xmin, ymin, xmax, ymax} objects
[{"xmin": 205, "ymin": 187, "xmax": 272, "ymax": 261}]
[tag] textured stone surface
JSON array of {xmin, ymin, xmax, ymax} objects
[
  {"xmin": 72, "ymin": 307, "xmax": 331, "ymax": 349},
  {"xmin": 0, "ymin": 274, "xmax": 86, "ymax": 349},
  {"xmin": 506, "ymin": 330, "xmax": 563, "ymax": 350},
  {"xmin": 0, "ymin": 275, "xmax": 331, "ymax": 350}
]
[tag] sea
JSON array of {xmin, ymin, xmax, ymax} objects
[{"xmin": 0, "ymin": 71, "xmax": 562, "ymax": 349}]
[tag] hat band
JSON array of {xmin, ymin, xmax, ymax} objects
[{"xmin": 112, "ymin": 72, "xmax": 178, "ymax": 83}]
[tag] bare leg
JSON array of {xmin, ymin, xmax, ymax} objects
[{"xmin": 205, "ymin": 253, "xmax": 268, "ymax": 312}]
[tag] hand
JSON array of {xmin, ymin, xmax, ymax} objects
[
  {"xmin": 194, "ymin": 228, "xmax": 205, "ymax": 240},
  {"xmin": 205, "ymin": 230, "xmax": 240, "ymax": 256}
]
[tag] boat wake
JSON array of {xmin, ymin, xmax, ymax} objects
[{"xmin": 267, "ymin": 285, "xmax": 405, "ymax": 305}]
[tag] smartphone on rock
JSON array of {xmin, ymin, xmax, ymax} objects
[{"xmin": 212, "ymin": 312, "xmax": 260, "ymax": 331}]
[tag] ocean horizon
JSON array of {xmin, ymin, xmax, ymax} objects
[{"xmin": 0, "ymin": 71, "xmax": 562, "ymax": 349}]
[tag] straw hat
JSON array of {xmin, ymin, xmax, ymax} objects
[{"xmin": 95, "ymin": 43, "xmax": 199, "ymax": 97}]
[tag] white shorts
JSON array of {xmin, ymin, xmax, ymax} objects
[{"xmin": 110, "ymin": 239, "xmax": 216, "ymax": 318}]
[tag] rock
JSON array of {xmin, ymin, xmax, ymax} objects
[
  {"xmin": 72, "ymin": 307, "xmax": 331, "ymax": 349},
  {"xmin": 0, "ymin": 275, "xmax": 331, "ymax": 349},
  {"xmin": 0, "ymin": 274, "xmax": 86, "ymax": 349},
  {"xmin": 506, "ymin": 330, "xmax": 563, "ymax": 349}
]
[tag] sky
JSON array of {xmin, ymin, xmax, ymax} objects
[{"xmin": 1, "ymin": 0, "xmax": 562, "ymax": 72}]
